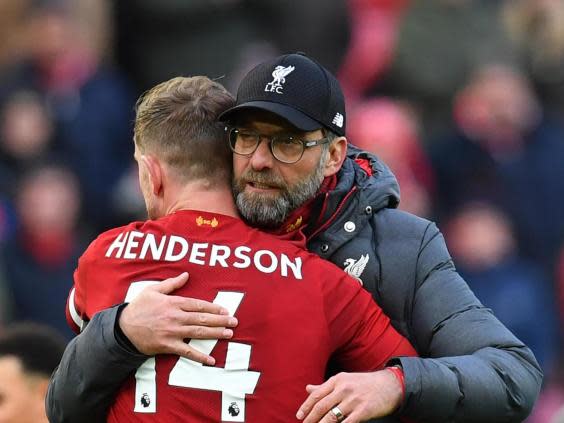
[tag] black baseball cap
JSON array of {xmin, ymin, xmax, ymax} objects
[{"xmin": 219, "ymin": 53, "xmax": 346, "ymax": 136}]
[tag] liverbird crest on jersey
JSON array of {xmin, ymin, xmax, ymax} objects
[
  {"xmin": 343, "ymin": 254, "xmax": 369, "ymax": 285},
  {"xmin": 264, "ymin": 65, "xmax": 295, "ymax": 94}
]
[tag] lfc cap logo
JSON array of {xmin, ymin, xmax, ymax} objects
[{"xmin": 265, "ymin": 65, "xmax": 295, "ymax": 94}]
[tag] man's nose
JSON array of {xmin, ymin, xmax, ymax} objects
[{"xmin": 249, "ymin": 138, "xmax": 275, "ymax": 171}]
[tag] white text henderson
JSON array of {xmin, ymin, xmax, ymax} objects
[{"xmin": 104, "ymin": 230, "xmax": 303, "ymax": 280}]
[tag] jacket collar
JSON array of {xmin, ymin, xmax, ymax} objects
[{"xmin": 310, "ymin": 144, "xmax": 400, "ymax": 234}]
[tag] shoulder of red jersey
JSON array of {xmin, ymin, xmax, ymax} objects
[{"xmin": 68, "ymin": 220, "xmax": 150, "ymax": 332}]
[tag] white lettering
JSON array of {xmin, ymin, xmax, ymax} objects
[
  {"xmin": 233, "ymin": 246, "xmax": 251, "ymax": 269},
  {"xmin": 106, "ymin": 232, "xmax": 303, "ymax": 280},
  {"xmin": 254, "ymin": 250, "xmax": 278, "ymax": 274},
  {"xmin": 139, "ymin": 234, "xmax": 167, "ymax": 260},
  {"xmin": 105, "ymin": 232, "xmax": 129, "ymax": 258},
  {"xmin": 210, "ymin": 244, "xmax": 230, "ymax": 267},
  {"xmin": 165, "ymin": 236, "xmax": 189, "ymax": 261},
  {"xmin": 189, "ymin": 243, "xmax": 209, "ymax": 265},
  {"xmin": 281, "ymin": 254, "xmax": 302, "ymax": 280},
  {"xmin": 124, "ymin": 231, "xmax": 144, "ymax": 259}
]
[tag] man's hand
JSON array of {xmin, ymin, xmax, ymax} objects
[
  {"xmin": 118, "ymin": 272, "xmax": 238, "ymax": 365},
  {"xmin": 296, "ymin": 370, "xmax": 403, "ymax": 423}
]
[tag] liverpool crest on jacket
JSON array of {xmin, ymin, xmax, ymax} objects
[{"xmin": 343, "ymin": 254, "xmax": 369, "ymax": 285}]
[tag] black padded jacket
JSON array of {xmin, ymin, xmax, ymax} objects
[{"xmin": 305, "ymin": 145, "xmax": 542, "ymax": 422}]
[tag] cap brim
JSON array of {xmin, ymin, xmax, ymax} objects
[{"xmin": 218, "ymin": 101, "xmax": 322, "ymax": 132}]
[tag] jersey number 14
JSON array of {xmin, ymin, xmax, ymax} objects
[{"xmin": 125, "ymin": 282, "xmax": 261, "ymax": 422}]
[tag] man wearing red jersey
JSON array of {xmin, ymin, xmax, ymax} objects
[{"xmin": 66, "ymin": 76, "xmax": 415, "ymax": 422}]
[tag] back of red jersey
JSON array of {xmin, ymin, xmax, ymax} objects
[{"xmin": 68, "ymin": 210, "xmax": 415, "ymax": 422}]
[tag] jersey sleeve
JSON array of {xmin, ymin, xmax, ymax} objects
[
  {"xmin": 65, "ymin": 238, "xmax": 99, "ymax": 334},
  {"xmin": 324, "ymin": 272, "xmax": 417, "ymax": 371},
  {"xmin": 65, "ymin": 274, "xmax": 85, "ymax": 334}
]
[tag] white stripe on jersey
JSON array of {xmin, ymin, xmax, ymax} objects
[{"xmin": 68, "ymin": 288, "xmax": 85, "ymax": 331}]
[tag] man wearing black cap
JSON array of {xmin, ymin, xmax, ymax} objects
[
  {"xmin": 220, "ymin": 53, "xmax": 542, "ymax": 422},
  {"xmin": 47, "ymin": 54, "xmax": 542, "ymax": 423}
]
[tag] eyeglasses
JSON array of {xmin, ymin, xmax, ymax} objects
[{"xmin": 226, "ymin": 126, "xmax": 329, "ymax": 164}]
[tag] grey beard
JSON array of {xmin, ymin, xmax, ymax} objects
[{"xmin": 233, "ymin": 154, "xmax": 327, "ymax": 229}]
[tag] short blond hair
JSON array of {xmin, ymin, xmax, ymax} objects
[{"xmin": 134, "ymin": 76, "xmax": 235, "ymax": 185}]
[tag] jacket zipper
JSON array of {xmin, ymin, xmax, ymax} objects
[{"xmin": 307, "ymin": 186, "xmax": 358, "ymax": 242}]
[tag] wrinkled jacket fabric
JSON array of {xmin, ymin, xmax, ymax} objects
[
  {"xmin": 307, "ymin": 145, "xmax": 542, "ymax": 422},
  {"xmin": 46, "ymin": 146, "xmax": 542, "ymax": 423}
]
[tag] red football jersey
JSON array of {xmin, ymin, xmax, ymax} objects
[{"xmin": 67, "ymin": 210, "xmax": 416, "ymax": 422}]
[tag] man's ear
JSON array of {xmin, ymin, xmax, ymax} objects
[
  {"xmin": 141, "ymin": 154, "xmax": 163, "ymax": 196},
  {"xmin": 323, "ymin": 137, "xmax": 348, "ymax": 177}
]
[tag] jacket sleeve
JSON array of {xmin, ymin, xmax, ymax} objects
[
  {"xmin": 374, "ymin": 211, "xmax": 543, "ymax": 422},
  {"xmin": 46, "ymin": 305, "xmax": 148, "ymax": 423}
]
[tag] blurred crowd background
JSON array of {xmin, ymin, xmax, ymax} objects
[{"xmin": 0, "ymin": 0, "xmax": 563, "ymax": 421}]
